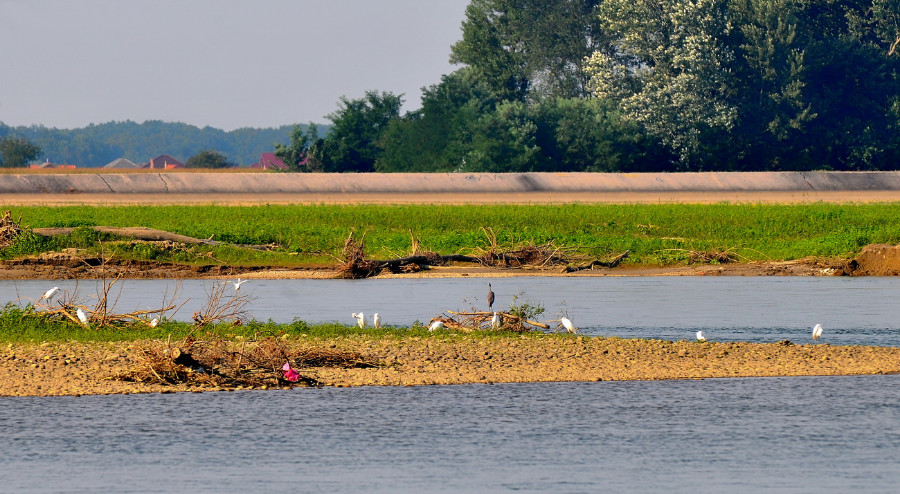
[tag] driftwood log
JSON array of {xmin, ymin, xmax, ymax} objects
[
  {"xmin": 32, "ymin": 226, "xmax": 276, "ymax": 251},
  {"xmin": 371, "ymin": 254, "xmax": 481, "ymax": 271},
  {"xmin": 563, "ymin": 250, "xmax": 630, "ymax": 273}
]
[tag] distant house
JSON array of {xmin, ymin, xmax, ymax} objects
[
  {"xmin": 249, "ymin": 152, "xmax": 288, "ymax": 170},
  {"xmin": 103, "ymin": 158, "xmax": 140, "ymax": 169},
  {"xmin": 29, "ymin": 160, "xmax": 75, "ymax": 169},
  {"xmin": 143, "ymin": 154, "xmax": 185, "ymax": 169}
]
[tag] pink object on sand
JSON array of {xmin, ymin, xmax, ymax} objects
[{"xmin": 281, "ymin": 362, "xmax": 300, "ymax": 382}]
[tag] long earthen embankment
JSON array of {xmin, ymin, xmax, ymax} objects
[{"xmin": 4, "ymin": 171, "xmax": 900, "ymax": 204}]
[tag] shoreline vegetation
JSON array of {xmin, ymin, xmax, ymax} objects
[
  {"xmin": 3, "ymin": 202, "xmax": 900, "ymax": 279},
  {"xmin": 2, "ymin": 202, "xmax": 900, "ymax": 397}
]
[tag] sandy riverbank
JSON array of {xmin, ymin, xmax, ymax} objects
[{"xmin": 2, "ymin": 336, "xmax": 898, "ymax": 397}]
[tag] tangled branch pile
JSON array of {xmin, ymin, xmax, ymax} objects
[
  {"xmin": 440, "ymin": 310, "xmax": 550, "ymax": 333},
  {"xmin": 338, "ymin": 231, "xmax": 382, "ymax": 279},
  {"xmin": 476, "ymin": 227, "xmax": 573, "ymax": 268},
  {"xmin": 337, "ymin": 228, "xmax": 600, "ymax": 279},
  {"xmin": 114, "ymin": 336, "xmax": 381, "ymax": 388},
  {"xmin": 0, "ymin": 210, "xmax": 23, "ymax": 248}
]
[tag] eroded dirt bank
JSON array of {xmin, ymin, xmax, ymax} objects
[{"xmin": 2, "ymin": 337, "xmax": 898, "ymax": 397}]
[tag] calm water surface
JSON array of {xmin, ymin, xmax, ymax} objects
[
  {"xmin": 1, "ymin": 376, "xmax": 899, "ymax": 493},
  {"xmin": 2, "ymin": 276, "xmax": 898, "ymax": 345}
]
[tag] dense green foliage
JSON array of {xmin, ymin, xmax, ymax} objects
[
  {"xmin": 274, "ymin": 91, "xmax": 403, "ymax": 172},
  {"xmin": 3, "ymin": 204, "xmax": 899, "ymax": 267},
  {"xmin": 585, "ymin": 0, "xmax": 900, "ymax": 169},
  {"xmin": 0, "ymin": 121, "xmax": 303, "ymax": 167},
  {"xmin": 185, "ymin": 149, "xmax": 235, "ymax": 169},
  {"xmin": 0, "ymin": 136, "xmax": 42, "ymax": 167},
  {"xmin": 320, "ymin": 0, "xmax": 900, "ymax": 172}
]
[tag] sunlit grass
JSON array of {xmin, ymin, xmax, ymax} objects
[
  {"xmin": 3, "ymin": 203, "xmax": 900, "ymax": 267},
  {"xmin": 0, "ymin": 304, "xmax": 559, "ymax": 343}
]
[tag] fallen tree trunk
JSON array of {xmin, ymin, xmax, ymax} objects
[
  {"xmin": 32, "ymin": 226, "xmax": 276, "ymax": 251},
  {"xmin": 563, "ymin": 250, "xmax": 630, "ymax": 273},
  {"xmin": 371, "ymin": 253, "xmax": 481, "ymax": 271}
]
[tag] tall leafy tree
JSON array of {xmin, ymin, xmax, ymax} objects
[
  {"xmin": 450, "ymin": 0, "xmax": 606, "ymax": 101},
  {"xmin": 585, "ymin": 0, "xmax": 738, "ymax": 168},
  {"xmin": 377, "ymin": 68, "xmax": 496, "ymax": 172},
  {"xmin": 311, "ymin": 91, "xmax": 403, "ymax": 172},
  {"xmin": 185, "ymin": 149, "xmax": 234, "ymax": 168},
  {"xmin": 0, "ymin": 136, "xmax": 42, "ymax": 167},
  {"xmin": 275, "ymin": 123, "xmax": 320, "ymax": 171}
]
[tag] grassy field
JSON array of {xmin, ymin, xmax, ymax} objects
[{"xmin": 3, "ymin": 203, "xmax": 900, "ymax": 267}]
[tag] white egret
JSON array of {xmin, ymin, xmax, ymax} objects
[
  {"xmin": 150, "ymin": 317, "xmax": 160, "ymax": 328},
  {"xmin": 696, "ymin": 330, "xmax": 707, "ymax": 342},
  {"xmin": 229, "ymin": 278, "xmax": 247, "ymax": 292},
  {"xmin": 352, "ymin": 312, "xmax": 367, "ymax": 330},
  {"xmin": 428, "ymin": 320, "xmax": 444, "ymax": 331},
  {"xmin": 561, "ymin": 317, "xmax": 576, "ymax": 334},
  {"xmin": 40, "ymin": 287, "xmax": 60, "ymax": 302},
  {"xmin": 487, "ymin": 283, "xmax": 495, "ymax": 310},
  {"xmin": 812, "ymin": 323, "xmax": 823, "ymax": 340},
  {"xmin": 373, "ymin": 313, "xmax": 382, "ymax": 329},
  {"xmin": 491, "ymin": 311, "xmax": 500, "ymax": 329},
  {"xmin": 76, "ymin": 307, "xmax": 89, "ymax": 326}
]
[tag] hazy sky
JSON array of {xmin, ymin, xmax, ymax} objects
[{"xmin": 0, "ymin": 0, "xmax": 470, "ymax": 130}]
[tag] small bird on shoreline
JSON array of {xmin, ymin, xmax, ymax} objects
[
  {"xmin": 491, "ymin": 311, "xmax": 500, "ymax": 329},
  {"xmin": 696, "ymin": 330, "xmax": 707, "ymax": 342},
  {"xmin": 40, "ymin": 287, "xmax": 60, "ymax": 302},
  {"xmin": 560, "ymin": 317, "xmax": 576, "ymax": 334},
  {"xmin": 812, "ymin": 324, "xmax": 823, "ymax": 340},
  {"xmin": 428, "ymin": 320, "xmax": 444, "ymax": 331},
  {"xmin": 352, "ymin": 312, "xmax": 367, "ymax": 329},
  {"xmin": 373, "ymin": 313, "xmax": 381, "ymax": 329},
  {"xmin": 76, "ymin": 308, "xmax": 89, "ymax": 326}
]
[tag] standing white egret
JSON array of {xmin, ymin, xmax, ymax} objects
[
  {"xmin": 149, "ymin": 317, "xmax": 160, "ymax": 328},
  {"xmin": 491, "ymin": 311, "xmax": 500, "ymax": 329},
  {"xmin": 812, "ymin": 323, "xmax": 823, "ymax": 340},
  {"xmin": 352, "ymin": 312, "xmax": 367, "ymax": 329},
  {"xmin": 487, "ymin": 283, "xmax": 495, "ymax": 311},
  {"xmin": 696, "ymin": 330, "xmax": 707, "ymax": 342},
  {"xmin": 560, "ymin": 317, "xmax": 576, "ymax": 334},
  {"xmin": 229, "ymin": 278, "xmax": 247, "ymax": 292},
  {"xmin": 373, "ymin": 313, "xmax": 382, "ymax": 329},
  {"xmin": 76, "ymin": 308, "xmax": 89, "ymax": 326},
  {"xmin": 40, "ymin": 287, "xmax": 60, "ymax": 302},
  {"xmin": 428, "ymin": 320, "xmax": 444, "ymax": 331}
]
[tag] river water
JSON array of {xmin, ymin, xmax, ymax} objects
[
  {"xmin": 1, "ymin": 376, "xmax": 899, "ymax": 493},
  {"xmin": 3, "ymin": 276, "xmax": 899, "ymax": 345},
  {"xmin": 2, "ymin": 277, "xmax": 899, "ymax": 492}
]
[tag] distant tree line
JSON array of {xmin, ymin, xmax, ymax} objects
[
  {"xmin": 0, "ymin": 120, "xmax": 303, "ymax": 167},
  {"xmin": 279, "ymin": 0, "xmax": 900, "ymax": 173}
]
